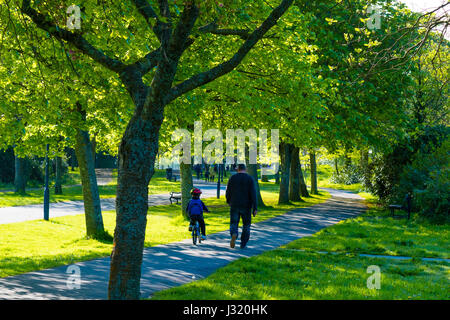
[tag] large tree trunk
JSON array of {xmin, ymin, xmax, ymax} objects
[
  {"xmin": 104, "ymin": 0, "xmax": 295, "ymax": 300},
  {"xmin": 19, "ymin": 0, "xmax": 296, "ymax": 301},
  {"xmin": 299, "ymin": 160, "xmax": 309, "ymax": 197},
  {"xmin": 180, "ymin": 162, "xmax": 193, "ymax": 219},
  {"xmin": 248, "ymin": 163, "xmax": 265, "ymax": 208},
  {"xmin": 278, "ymin": 143, "xmax": 293, "ymax": 204},
  {"xmin": 14, "ymin": 155, "xmax": 27, "ymax": 195},
  {"xmin": 108, "ymin": 114, "xmax": 161, "ymax": 300},
  {"xmin": 54, "ymin": 156, "xmax": 63, "ymax": 195},
  {"xmin": 309, "ymin": 151, "xmax": 318, "ymax": 195},
  {"xmin": 74, "ymin": 129, "xmax": 104, "ymax": 237},
  {"xmin": 289, "ymin": 146, "xmax": 301, "ymax": 202}
]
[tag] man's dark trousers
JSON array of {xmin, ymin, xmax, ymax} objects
[{"xmin": 230, "ymin": 207, "xmax": 252, "ymax": 248}]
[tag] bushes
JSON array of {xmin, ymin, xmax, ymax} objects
[
  {"xmin": 400, "ymin": 139, "xmax": 450, "ymax": 222},
  {"xmin": 368, "ymin": 144, "xmax": 413, "ymax": 202},
  {"xmin": 28, "ymin": 157, "xmax": 44, "ymax": 183},
  {"xmin": 414, "ymin": 168, "xmax": 449, "ymax": 222},
  {"xmin": 370, "ymin": 126, "xmax": 449, "ymax": 221},
  {"xmin": 0, "ymin": 148, "xmax": 15, "ymax": 184},
  {"xmin": 330, "ymin": 163, "xmax": 362, "ymax": 185},
  {"xmin": 368, "ymin": 126, "xmax": 448, "ymax": 201},
  {"xmin": 0, "ymin": 151, "xmax": 72, "ymax": 190}
]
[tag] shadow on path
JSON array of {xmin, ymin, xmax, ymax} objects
[{"xmin": 0, "ymin": 190, "xmax": 366, "ymax": 300}]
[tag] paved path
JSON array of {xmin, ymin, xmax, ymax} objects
[
  {"xmin": 0, "ymin": 181, "xmax": 225, "ymax": 225},
  {"xmin": 0, "ymin": 188, "xmax": 366, "ymax": 300}
]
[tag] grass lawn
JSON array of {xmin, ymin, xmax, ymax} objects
[
  {"xmin": 282, "ymin": 204, "xmax": 449, "ymax": 259},
  {"xmin": 314, "ymin": 164, "xmax": 364, "ymax": 193},
  {"xmin": 152, "ymin": 249, "xmax": 449, "ymax": 300},
  {"xmin": 0, "ymin": 185, "xmax": 118, "ymax": 208},
  {"xmin": 0, "ymin": 185, "xmax": 330, "ymax": 278},
  {"xmin": 0, "ymin": 169, "xmax": 181, "ymax": 207},
  {"xmin": 150, "ymin": 196, "xmax": 449, "ymax": 300}
]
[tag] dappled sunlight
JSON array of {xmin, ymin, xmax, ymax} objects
[{"xmin": 0, "ymin": 183, "xmax": 332, "ymax": 282}]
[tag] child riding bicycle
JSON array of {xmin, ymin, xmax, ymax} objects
[{"xmin": 187, "ymin": 188, "xmax": 209, "ymax": 240}]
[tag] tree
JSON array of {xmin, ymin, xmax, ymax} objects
[
  {"xmin": 247, "ymin": 163, "xmax": 265, "ymax": 208},
  {"xmin": 288, "ymin": 146, "xmax": 301, "ymax": 202},
  {"xmin": 11, "ymin": 0, "xmax": 295, "ymax": 299},
  {"xmin": 54, "ymin": 156, "xmax": 63, "ymax": 195},
  {"xmin": 14, "ymin": 154, "xmax": 28, "ymax": 194},
  {"xmin": 164, "ymin": 117, "xmax": 195, "ymax": 219},
  {"xmin": 309, "ymin": 151, "xmax": 318, "ymax": 195},
  {"xmin": 278, "ymin": 142, "xmax": 292, "ymax": 204},
  {"xmin": 298, "ymin": 157, "xmax": 309, "ymax": 197},
  {"xmin": 75, "ymin": 127, "xmax": 104, "ymax": 237}
]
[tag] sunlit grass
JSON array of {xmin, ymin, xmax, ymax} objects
[
  {"xmin": 281, "ymin": 191, "xmax": 449, "ymax": 259},
  {"xmin": 0, "ymin": 185, "xmax": 117, "ymax": 208},
  {"xmin": 65, "ymin": 170, "xmax": 82, "ymax": 185},
  {"xmin": 0, "ymin": 169, "xmax": 181, "ymax": 207},
  {"xmin": 283, "ymin": 211, "xmax": 450, "ymax": 259},
  {"xmin": 151, "ymin": 250, "xmax": 449, "ymax": 300},
  {"xmin": 150, "ymin": 190, "xmax": 449, "ymax": 300},
  {"xmin": 314, "ymin": 164, "xmax": 364, "ymax": 193},
  {"xmin": 152, "ymin": 199, "xmax": 450, "ymax": 300},
  {"xmin": 0, "ymin": 184, "xmax": 329, "ymax": 278}
]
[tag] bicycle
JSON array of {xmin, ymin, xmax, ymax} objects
[{"xmin": 191, "ymin": 220, "xmax": 202, "ymax": 245}]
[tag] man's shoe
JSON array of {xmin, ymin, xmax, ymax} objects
[
  {"xmin": 230, "ymin": 234, "xmax": 237, "ymax": 248},
  {"xmin": 201, "ymin": 235, "xmax": 206, "ymax": 240}
]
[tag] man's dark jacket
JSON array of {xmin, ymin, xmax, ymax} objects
[{"xmin": 225, "ymin": 172, "xmax": 257, "ymax": 211}]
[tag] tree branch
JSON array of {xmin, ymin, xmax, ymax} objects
[
  {"xmin": 164, "ymin": 0, "xmax": 294, "ymax": 105},
  {"xmin": 167, "ymin": 4, "xmax": 198, "ymax": 61},
  {"xmin": 129, "ymin": 48, "xmax": 161, "ymax": 74},
  {"xmin": 131, "ymin": 0, "xmax": 165, "ymax": 42},
  {"xmin": 21, "ymin": 0, "xmax": 125, "ymax": 74},
  {"xmin": 144, "ymin": 3, "xmax": 199, "ymax": 112},
  {"xmin": 199, "ymin": 22, "xmax": 251, "ymax": 40},
  {"xmin": 127, "ymin": 3, "xmax": 198, "ymax": 77}
]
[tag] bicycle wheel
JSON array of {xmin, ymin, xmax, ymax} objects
[
  {"xmin": 196, "ymin": 221, "xmax": 202, "ymax": 244},
  {"xmin": 192, "ymin": 230, "xmax": 197, "ymax": 245},
  {"xmin": 192, "ymin": 225, "xmax": 197, "ymax": 245}
]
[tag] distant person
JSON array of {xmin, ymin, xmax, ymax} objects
[
  {"xmin": 205, "ymin": 168, "xmax": 210, "ymax": 182},
  {"xmin": 194, "ymin": 164, "xmax": 201, "ymax": 180},
  {"xmin": 187, "ymin": 188, "xmax": 209, "ymax": 240},
  {"xmin": 225, "ymin": 164, "xmax": 257, "ymax": 249},
  {"xmin": 166, "ymin": 167, "xmax": 173, "ymax": 180},
  {"xmin": 211, "ymin": 165, "xmax": 217, "ymax": 182}
]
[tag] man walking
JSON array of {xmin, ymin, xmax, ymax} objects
[{"xmin": 225, "ymin": 163, "xmax": 257, "ymax": 249}]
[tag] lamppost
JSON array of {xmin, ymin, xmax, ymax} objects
[
  {"xmin": 43, "ymin": 144, "xmax": 49, "ymax": 221},
  {"xmin": 216, "ymin": 164, "xmax": 221, "ymax": 199},
  {"xmin": 221, "ymin": 159, "xmax": 225, "ymax": 182}
]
